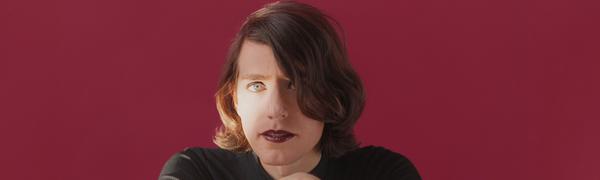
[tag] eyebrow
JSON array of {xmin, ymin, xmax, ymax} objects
[
  {"xmin": 240, "ymin": 74, "xmax": 271, "ymax": 80},
  {"xmin": 239, "ymin": 74, "xmax": 293, "ymax": 82}
]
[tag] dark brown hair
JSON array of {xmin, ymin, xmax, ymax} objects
[{"xmin": 214, "ymin": 1, "xmax": 365, "ymax": 158}]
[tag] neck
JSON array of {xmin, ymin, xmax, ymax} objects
[{"xmin": 260, "ymin": 149, "xmax": 322, "ymax": 179}]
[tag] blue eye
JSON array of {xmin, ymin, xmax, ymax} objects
[{"xmin": 247, "ymin": 82, "xmax": 266, "ymax": 92}]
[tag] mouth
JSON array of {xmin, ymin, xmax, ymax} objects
[{"xmin": 260, "ymin": 130, "xmax": 296, "ymax": 143}]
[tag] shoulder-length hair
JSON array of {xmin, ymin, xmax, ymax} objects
[{"xmin": 213, "ymin": 1, "xmax": 365, "ymax": 158}]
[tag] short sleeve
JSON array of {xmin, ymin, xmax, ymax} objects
[{"xmin": 158, "ymin": 149, "xmax": 209, "ymax": 180}]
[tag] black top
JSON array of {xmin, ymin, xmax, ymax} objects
[{"xmin": 159, "ymin": 146, "xmax": 421, "ymax": 180}]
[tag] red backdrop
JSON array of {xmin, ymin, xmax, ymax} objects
[{"xmin": 1, "ymin": 0, "xmax": 599, "ymax": 179}]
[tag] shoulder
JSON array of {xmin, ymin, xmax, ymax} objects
[
  {"xmin": 342, "ymin": 146, "xmax": 411, "ymax": 162},
  {"xmin": 333, "ymin": 146, "xmax": 422, "ymax": 180},
  {"xmin": 159, "ymin": 147, "xmax": 246, "ymax": 180}
]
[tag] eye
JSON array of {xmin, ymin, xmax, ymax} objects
[
  {"xmin": 247, "ymin": 82, "xmax": 266, "ymax": 92},
  {"xmin": 287, "ymin": 81, "xmax": 296, "ymax": 90}
]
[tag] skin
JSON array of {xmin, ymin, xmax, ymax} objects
[{"xmin": 234, "ymin": 40, "xmax": 323, "ymax": 179}]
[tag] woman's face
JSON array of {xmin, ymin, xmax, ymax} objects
[{"xmin": 235, "ymin": 40, "xmax": 324, "ymax": 166}]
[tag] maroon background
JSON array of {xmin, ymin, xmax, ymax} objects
[{"xmin": 1, "ymin": 0, "xmax": 599, "ymax": 179}]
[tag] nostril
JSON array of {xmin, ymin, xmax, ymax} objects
[{"xmin": 268, "ymin": 113, "xmax": 287, "ymax": 120}]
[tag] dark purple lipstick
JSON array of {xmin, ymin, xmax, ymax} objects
[{"xmin": 260, "ymin": 130, "xmax": 295, "ymax": 143}]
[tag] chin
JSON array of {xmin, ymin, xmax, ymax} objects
[{"xmin": 256, "ymin": 148, "xmax": 301, "ymax": 166}]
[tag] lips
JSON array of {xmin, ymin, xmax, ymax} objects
[{"xmin": 260, "ymin": 130, "xmax": 295, "ymax": 143}]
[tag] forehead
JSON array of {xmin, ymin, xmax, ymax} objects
[{"xmin": 237, "ymin": 40, "xmax": 284, "ymax": 78}]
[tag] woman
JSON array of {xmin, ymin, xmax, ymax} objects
[{"xmin": 159, "ymin": 1, "xmax": 421, "ymax": 179}]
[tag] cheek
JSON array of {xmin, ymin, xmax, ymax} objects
[
  {"xmin": 235, "ymin": 91, "xmax": 262, "ymax": 136},
  {"xmin": 303, "ymin": 118, "xmax": 325, "ymax": 141}
]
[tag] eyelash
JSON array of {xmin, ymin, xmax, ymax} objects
[
  {"xmin": 246, "ymin": 81, "xmax": 296, "ymax": 92},
  {"xmin": 247, "ymin": 82, "xmax": 265, "ymax": 92}
]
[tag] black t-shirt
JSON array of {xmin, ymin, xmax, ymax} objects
[{"xmin": 159, "ymin": 146, "xmax": 421, "ymax": 180}]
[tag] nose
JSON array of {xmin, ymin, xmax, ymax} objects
[
  {"xmin": 266, "ymin": 85, "xmax": 289, "ymax": 120},
  {"xmin": 268, "ymin": 110, "xmax": 288, "ymax": 120}
]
